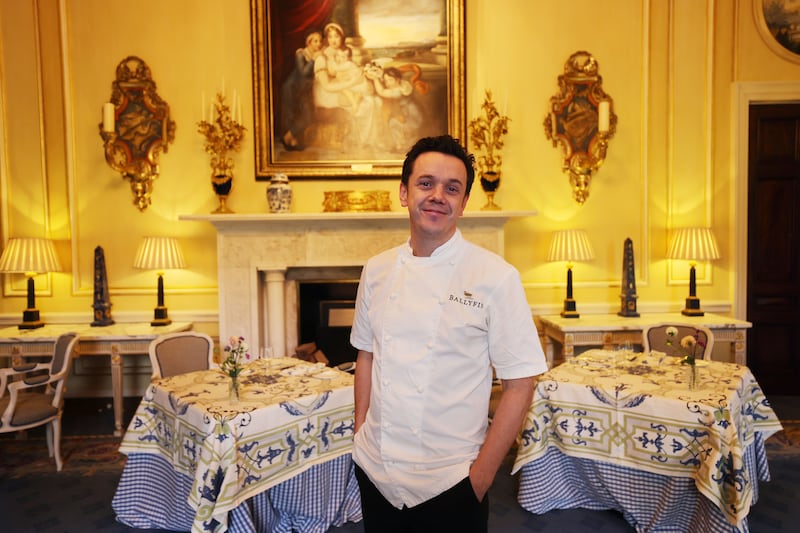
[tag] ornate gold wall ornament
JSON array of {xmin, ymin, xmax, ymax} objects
[
  {"xmin": 544, "ymin": 51, "xmax": 616, "ymax": 204},
  {"xmin": 99, "ymin": 56, "xmax": 176, "ymax": 212}
]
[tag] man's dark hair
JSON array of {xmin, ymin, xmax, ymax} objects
[{"xmin": 401, "ymin": 135, "xmax": 476, "ymax": 195}]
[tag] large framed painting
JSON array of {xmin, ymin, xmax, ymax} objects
[
  {"xmin": 754, "ymin": 0, "xmax": 800, "ymax": 64},
  {"xmin": 250, "ymin": 0, "xmax": 466, "ymax": 180}
]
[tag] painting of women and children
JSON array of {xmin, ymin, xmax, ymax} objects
[{"xmin": 267, "ymin": 0, "xmax": 455, "ymax": 167}]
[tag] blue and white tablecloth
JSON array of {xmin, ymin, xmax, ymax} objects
[
  {"xmin": 513, "ymin": 350, "xmax": 783, "ymax": 529},
  {"xmin": 115, "ymin": 357, "xmax": 357, "ymax": 532}
]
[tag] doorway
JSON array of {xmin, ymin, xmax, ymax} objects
[{"xmin": 747, "ymin": 103, "xmax": 800, "ymax": 395}]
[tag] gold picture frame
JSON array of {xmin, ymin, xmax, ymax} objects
[
  {"xmin": 250, "ymin": 0, "xmax": 466, "ymax": 180},
  {"xmin": 753, "ymin": 0, "xmax": 800, "ymax": 65}
]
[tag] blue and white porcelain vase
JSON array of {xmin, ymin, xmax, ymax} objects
[{"xmin": 267, "ymin": 173, "xmax": 293, "ymax": 213}]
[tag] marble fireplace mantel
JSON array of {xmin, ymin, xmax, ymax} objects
[{"xmin": 180, "ymin": 210, "xmax": 537, "ymax": 356}]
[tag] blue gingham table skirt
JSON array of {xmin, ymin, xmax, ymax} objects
[
  {"xmin": 112, "ymin": 453, "xmax": 362, "ymax": 532},
  {"xmin": 517, "ymin": 433, "xmax": 770, "ymax": 533}
]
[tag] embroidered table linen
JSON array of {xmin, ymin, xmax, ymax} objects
[
  {"xmin": 513, "ymin": 350, "xmax": 782, "ymax": 527},
  {"xmin": 119, "ymin": 357, "xmax": 355, "ymax": 532}
]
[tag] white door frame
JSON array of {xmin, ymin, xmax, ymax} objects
[{"xmin": 733, "ymin": 81, "xmax": 800, "ymax": 319}]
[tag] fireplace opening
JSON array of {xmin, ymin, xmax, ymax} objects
[{"xmin": 298, "ymin": 279, "xmax": 359, "ymax": 366}]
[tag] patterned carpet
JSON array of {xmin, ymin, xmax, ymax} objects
[
  {"xmin": 765, "ymin": 419, "xmax": 800, "ymax": 457},
  {"xmin": 0, "ymin": 400, "xmax": 798, "ymax": 532},
  {"xmin": 0, "ymin": 434, "xmax": 126, "ymax": 478}
]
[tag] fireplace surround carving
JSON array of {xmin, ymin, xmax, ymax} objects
[{"xmin": 180, "ymin": 211, "xmax": 536, "ymax": 357}]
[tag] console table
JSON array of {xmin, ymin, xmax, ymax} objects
[
  {"xmin": 0, "ymin": 322, "xmax": 193, "ymax": 435},
  {"xmin": 536, "ymin": 313, "xmax": 751, "ymax": 367}
]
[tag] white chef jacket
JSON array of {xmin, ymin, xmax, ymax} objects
[{"xmin": 350, "ymin": 230, "xmax": 548, "ymax": 508}]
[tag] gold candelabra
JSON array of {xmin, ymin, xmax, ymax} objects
[
  {"xmin": 197, "ymin": 93, "xmax": 246, "ymax": 213},
  {"xmin": 468, "ymin": 90, "xmax": 510, "ymax": 210}
]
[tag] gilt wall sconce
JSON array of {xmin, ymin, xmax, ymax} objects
[
  {"xmin": 99, "ymin": 56, "xmax": 176, "ymax": 212},
  {"xmin": 544, "ymin": 51, "xmax": 617, "ymax": 205}
]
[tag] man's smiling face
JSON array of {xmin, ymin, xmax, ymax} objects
[{"xmin": 399, "ymin": 151, "xmax": 469, "ymax": 256}]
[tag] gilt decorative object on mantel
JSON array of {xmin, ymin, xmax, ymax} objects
[
  {"xmin": 469, "ymin": 89, "xmax": 510, "ymax": 210},
  {"xmin": 544, "ymin": 51, "xmax": 617, "ymax": 205},
  {"xmin": 99, "ymin": 56, "xmax": 175, "ymax": 212},
  {"xmin": 322, "ymin": 190, "xmax": 391, "ymax": 212},
  {"xmin": 198, "ymin": 92, "xmax": 246, "ymax": 213}
]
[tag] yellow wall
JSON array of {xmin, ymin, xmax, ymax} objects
[{"xmin": 2, "ymin": 0, "xmax": 799, "ymax": 337}]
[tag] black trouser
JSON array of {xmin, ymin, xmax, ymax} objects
[{"xmin": 354, "ymin": 464, "xmax": 489, "ymax": 533}]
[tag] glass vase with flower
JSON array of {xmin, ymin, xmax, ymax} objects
[
  {"xmin": 220, "ymin": 336, "xmax": 252, "ymax": 403},
  {"xmin": 664, "ymin": 326, "xmax": 706, "ymax": 389}
]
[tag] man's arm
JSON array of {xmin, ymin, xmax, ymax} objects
[
  {"xmin": 353, "ymin": 349, "xmax": 374, "ymax": 433},
  {"xmin": 468, "ymin": 376, "xmax": 534, "ymax": 500}
]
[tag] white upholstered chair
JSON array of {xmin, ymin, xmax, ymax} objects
[
  {"xmin": 641, "ymin": 323, "xmax": 714, "ymax": 360},
  {"xmin": 0, "ymin": 332, "xmax": 80, "ymax": 471},
  {"xmin": 148, "ymin": 331, "xmax": 216, "ymax": 379}
]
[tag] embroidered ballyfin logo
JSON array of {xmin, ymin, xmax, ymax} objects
[{"xmin": 449, "ymin": 290, "xmax": 484, "ymax": 309}]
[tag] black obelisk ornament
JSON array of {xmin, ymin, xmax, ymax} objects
[
  {"xmin": 618, "ymin": 237, "xmax": 639, "ymax": 317},
  {"xmin": 91, "ymin": 245, "xmax": 115, "ymax": 326}
]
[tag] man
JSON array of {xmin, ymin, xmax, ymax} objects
[{"xmin": 350, "ymin": 135, "xmax": 549, "ymax": 532}]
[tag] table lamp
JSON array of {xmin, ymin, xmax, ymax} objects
[
  {"xmin": 133, "ymin": 236, "xmax": 186, "ymax": 326},
  {"xmin": 548, "ymin": 229, "xmax": 595, "ymax": 318},
  {"xmin": 667, "ymin": 227, "xmax": 720, "ymax": 316},
  {"xmin": 0, "ymin": 237, "xmax": 63, "ymax": 329}
]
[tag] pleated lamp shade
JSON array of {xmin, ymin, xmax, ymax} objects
[
  {"xmin": 133, "ymin": 237, "xmax": 185, "ymax": 326},
  {"xmin": 0, "ymin": 238, "xmax": 62, "ymax": 274},
  {"xmin": 667, "ymin": 227, "xmax": 720, "ymax": 262},
  {"xmin": 0, "ymin": 238, "xmax": 62, "ymax": 329},
  {"xmin": 133, "ymin": 237, "xmax": 186, "ymax": 271},
  {"xmin": 547, "ymin": 230, "xmax": 594, "ymax": 319},
  {"xmin": 547, "ymin": 230, "xmax": 596, "ymax": 263},
  {"xmin": 667, "ymin": 227, "xmax": 719, "ymax": 316}
]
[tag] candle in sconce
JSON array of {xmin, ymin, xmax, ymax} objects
[
  {"xmin": 102, "ymin": 103, "xmax": 115, "ymax": 132},
  {"xmin": 202, "ymin": 92, "xmax": 206, "ymax": 122},
  {"xmin": 598, "ymin": 100, "xmax": 610, "ymax": 133}
]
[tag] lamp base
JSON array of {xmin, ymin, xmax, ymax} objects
[
  {"xmin": 681, "ymin": 296, "xmax": 704, "ymax": 316},
  {"xmin": 19, "ymin": 308, "xmax": 44, "ymax": 329},
  {"xmin": 560, "ymin": 298, "xmax": 580, "ymax": 318},
  {"xmin": 151, "ymin": 306, "xmax": 172, "ymax": 327}
]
